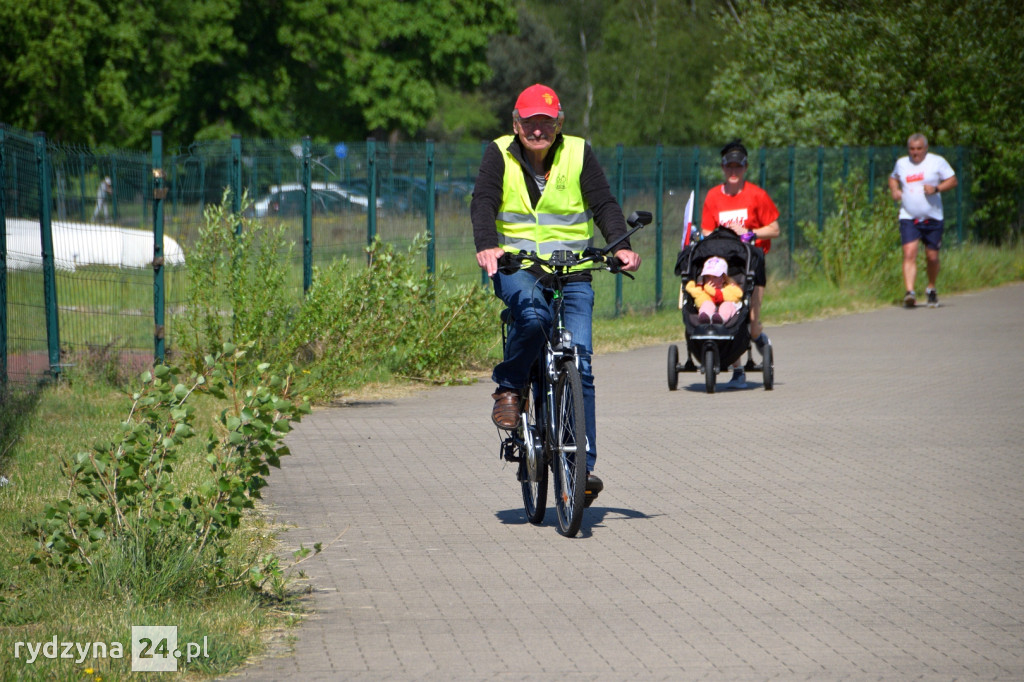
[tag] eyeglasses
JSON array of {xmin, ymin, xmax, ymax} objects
[
  {"xmin": 722, "ymin": 163, "xmax": 746, "ymax": 171},
  {"xmin": 518, "ymin": 116, "xmax": 560, "ymax": 134}
]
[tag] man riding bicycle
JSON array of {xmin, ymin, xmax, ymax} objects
[{"xmin": 471, "ymin": 83, "xmax": 641, "ymax": 499}]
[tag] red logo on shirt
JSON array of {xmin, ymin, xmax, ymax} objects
[{"xmin": 906, "ymin": 172, "xmax": 924, "ymax": 183}]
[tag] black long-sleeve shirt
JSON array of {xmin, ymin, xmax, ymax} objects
[{"xmin": 471, "ymin": 134, "xmax": 631, "ymax": 258}]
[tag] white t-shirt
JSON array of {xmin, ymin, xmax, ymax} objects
[{"xmin": 891, "ymin": 152, "xmax": 955, "ymax": 221}]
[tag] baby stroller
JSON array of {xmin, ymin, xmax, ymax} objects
[{"xmin": 667, "ymin": 229, "xmax": 774, "ymax": 393}]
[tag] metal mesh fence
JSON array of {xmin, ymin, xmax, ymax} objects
[{"xmin": 2, "ymin": 124, "xmax": 974, "ymax": 384}]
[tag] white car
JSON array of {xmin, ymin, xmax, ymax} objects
[{"xmin": 249, "ymin": 182, "xmax": 379, "ymax": 218}]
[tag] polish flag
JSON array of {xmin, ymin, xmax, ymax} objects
[{"xmin": 681, "ymin": 190, "xmax": 695, "ymax": 248}]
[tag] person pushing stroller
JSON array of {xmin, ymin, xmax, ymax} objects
[{"xmin": 700, "ymin": 140, "xmax": 779, "ymax": 387}]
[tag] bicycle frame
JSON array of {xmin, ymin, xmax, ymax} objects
[
  {"xmin": 497, "ymin": 210, "xmax": 652, "ymax": 537},
  {"xmin": 499, "ymin": 269, "xmax": 577, "ymax": 477}
]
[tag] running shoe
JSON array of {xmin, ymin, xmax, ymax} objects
[
  {"xmin": 903, "ymin": 290, "xmax": 916, "ymax": 308},
  {"xmin": 926, "ymin": 288, "xmax": 939, "ymax": 308}
]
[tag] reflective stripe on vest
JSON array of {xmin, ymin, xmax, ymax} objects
[{"xmin": 494, "ymin": 135, "xmax": 596, "ymax": 268}]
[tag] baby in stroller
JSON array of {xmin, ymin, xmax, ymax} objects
[
  {"xmin": 686, "ymin": 256, "xmax": 743, "ymax": 324},
  {"xmin": 668, "ymin": 229, "xmax": 773, "ymax": 392}
]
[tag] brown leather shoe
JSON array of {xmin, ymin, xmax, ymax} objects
[{"xmin": 491, "ymin": 389, "xmax": 520, "ymax": 430}]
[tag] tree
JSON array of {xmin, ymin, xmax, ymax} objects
[
  {"xmin": 0, "ymin": 0, "xmax": 517, "ymax": 147},
  {"xmin": 518, "ymin": 0, "xmax": 722, "ymax": 146},
  {"xmin": 707, "ymin": 0, "xmax": 1024, "ymax": 237},
  {"xmin": 479, "ymin": 5, "xmax": 566, "ymax": 138},
  {"xmin": 587, "ymin": 0, "xmax": 719, "ymax": 146}
]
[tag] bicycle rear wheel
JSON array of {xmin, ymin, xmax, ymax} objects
[
  {"xmin": 551, "ymin": 361, "xmax": 587, "ymax": 537},
  {"xmin": 520, "ymin": 378, "xmax": 547, "ymax": 524}
]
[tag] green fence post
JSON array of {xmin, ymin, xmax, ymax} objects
[
  {"xmin": 956, "ymin": 145, "xmax": 964, "ymax": 244},
  {"xmin": 787, "ymin": 145, "xmax": 796, "ymax": 265},
  {"xmin": 78, "ymin": 156, "xmax": 87, "ymax": 222},
  {"xmin": 841, "ymin": 145, "xmax": 850, "ymax": 182},
  {"xmin": 867, "ymin": 146, "xmax": 875, "ymax": 205},
  {"xmin": 367, "ymin": 137, "xmax": 377, "ymax": 256},
  {"xmin": 302, "ymin": 136, "xmax": 313, "ymax": 294},
  {"xmin": 480, "ymin": 140, "xmax": 489, "ymax": 287},
  {"xmin": 614, "ymin": 143, "xmax": 624, "ymax": 316},
  {"xmin": 230, "ymin": 134, "xmax": 242, "ymax": 233},
  {"xmin": 759, "ymin": 146, "xmax": 767, "ymax": 188},
  {"xmin": 817, "ymin": 145, "xmax": 825, "ymax": 231},
  {"xmin": 9, "ymin": 146, "xmax": 18, "ymax": 216},
  {"xmin": 35, "ymin": 133, "xmax": 61, "ymax": 379},
  {"xmin": 0, "ymin": 128, "xmax": 6, "ymax": 385},
  {"xmin": 655, "ymin": 143, "xmax": 664, "ymax": 309},
  {"xmin": 691, "ymin": 146, "xmax": 701, "ymax": 230},
  {"xmin": 426, "ymin": 139, "xmax": 436, "ymax": 275},
  {"xmin": 199, "ymin": 157, "xmax": 206, "ymax": 215},
  {"xmin": 110, "ymin": 159, "xmax": 119, "ymax": 223},
  {"xmin": 152, "ymin": 131, "xmax": 166, "ymax": 364}
]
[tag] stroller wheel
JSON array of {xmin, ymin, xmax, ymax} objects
[
  {"xmin": 667, "ymin": 345, "xmax": 679, "ymax": 391},
  {"xmin": 762, "ymin": 341, "xmax": 774, "ymax": 390},
  {"xmin": 704, "ymin": 347, "xmax": 717, "ymax": 394}
]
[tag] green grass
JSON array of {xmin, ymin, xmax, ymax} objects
[
  {"xmin": 0, "ymin": 377, "xmax": 303, "ymax": 681},
  {"xmin": 2, "ymin": 230, "xmax": 1021, "ymax": 680}
]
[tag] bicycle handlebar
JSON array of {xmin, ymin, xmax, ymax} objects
[{"xmin": 497, "ymin": 210, "xmax": 652, "ymax": 278}]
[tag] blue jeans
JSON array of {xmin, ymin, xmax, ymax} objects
[{"xmin": 492, "ymin": 269, "xmax": 597, "ymax": 471}]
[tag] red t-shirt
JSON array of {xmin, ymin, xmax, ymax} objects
[{"xmin": 700, "ymin": 182, "xmax": 779, "ymax": 253}]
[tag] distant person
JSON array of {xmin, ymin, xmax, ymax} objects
[
  {"xmin": 700, "ymin": 139, "xmax": 779, "ymax": 388},
  {"xmin": 888, "ymin": 133, "xmax": 957, "ymax": 308},
  {"xmin": 686, "ymin": 257, "xmax": 743, "ymax": 324},
  {"xmin": 92, "ymin": 176, "xmax": 112, "ymax": 222}
]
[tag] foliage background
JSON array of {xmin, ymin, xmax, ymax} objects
[{"xmin": 1, "ymin": 0, "xmax": 1021, "ymax": 234}]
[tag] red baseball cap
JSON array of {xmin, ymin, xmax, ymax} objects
[{"xmin": 515, "ymin": 84, "xmax": 561, "ymax": 118}]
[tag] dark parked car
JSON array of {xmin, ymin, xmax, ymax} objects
[{"xmin": 377, "ymin": 176, "xmax": 473, "ymax": 214}]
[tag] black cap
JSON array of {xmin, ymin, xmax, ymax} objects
[{"xmin": 720, "ymin": 139, "xmax": 748, "ymax": 165}]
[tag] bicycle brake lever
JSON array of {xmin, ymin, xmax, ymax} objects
[{"xmin": 606, "ymin": 257, "xmax": 635, "ymax": 279}]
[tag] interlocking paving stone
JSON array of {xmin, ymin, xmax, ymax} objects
[{"xmin": 226, "ymin": 283, "xmax": 1024, "ymax": 681}]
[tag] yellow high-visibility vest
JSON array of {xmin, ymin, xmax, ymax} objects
[{"xmin": 495, "ymin": 135, "xmax": 595, "ymax": 270}]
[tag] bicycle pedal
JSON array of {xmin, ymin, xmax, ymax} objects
[
  {"xmin": 501, "ymin": 440, "xmax": 521, "ymax": 463},
  {"xmin": 583, "ymin": 491, "xmax": 598, "ymax": 508}
]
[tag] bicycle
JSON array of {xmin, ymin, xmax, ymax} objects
[{"xmin": 497, "ymin": 210, "xmax": 651, "ymax": 537}]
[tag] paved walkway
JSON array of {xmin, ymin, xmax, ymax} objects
[{"xmin": 228, "ymin": 284, "xmax": 1024, "ymax": 681}]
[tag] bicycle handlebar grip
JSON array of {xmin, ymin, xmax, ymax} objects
[{"xmin": 496, "ymin": 252, "xmax": 521, "ymax": 275}]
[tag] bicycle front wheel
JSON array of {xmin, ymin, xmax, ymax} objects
[
  {"xmin": 520, "ymin": 378, "xmax": 547, "ymax": 524},
  {"xmin": 551, "ymin": 361, "xmax": 587, "ymax": 537}
]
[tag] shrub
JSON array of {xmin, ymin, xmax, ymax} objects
[
  {"xmin": 180, "ymin": 192, "xmax": 294, "ymax": 374},
  {"xmin": 27, "ymin": 344, "xmax": 311, "ymax": 588},
  {"xmin": 795, "ymin": 177, "xmax": 901, "ymax": 290},
  {"xmin": 176, "ymin": 197, "xmax": 499, "ymax": 399},
  {"xmin": 279, "ymin": 235, "xmax": 499, "ymax": 399}
]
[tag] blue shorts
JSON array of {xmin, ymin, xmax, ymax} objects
[{"xmin": 899, "ymin": 219, "xmax": 943, "ymax": 251}]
